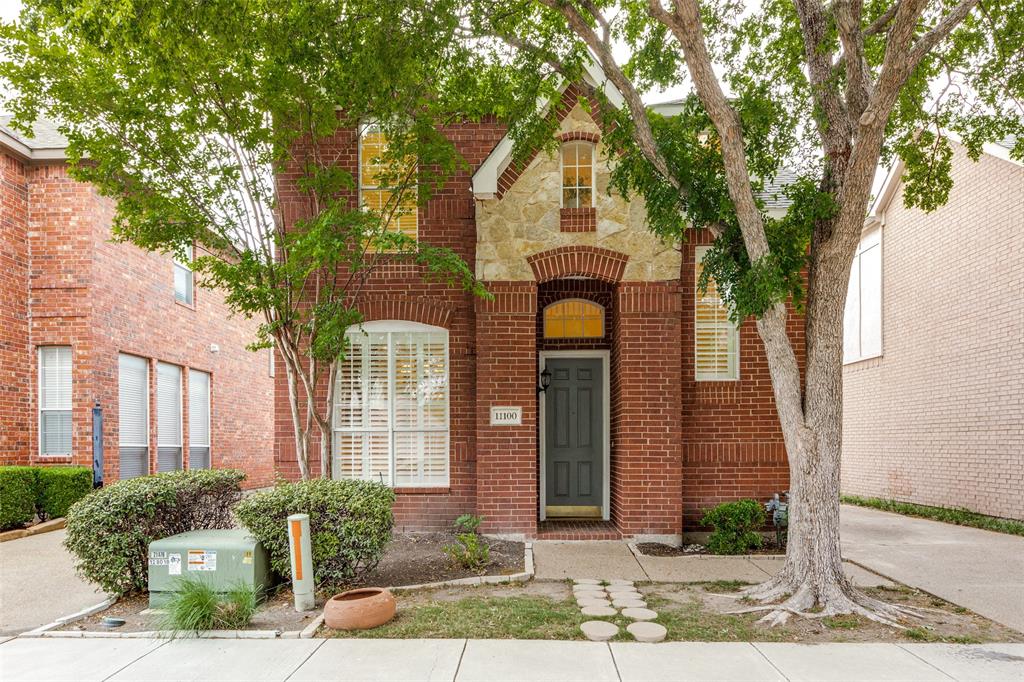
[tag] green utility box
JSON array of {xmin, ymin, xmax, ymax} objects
[{"xmin": 148, "ymin": 529, "xmax": 273, "ymax": 607}]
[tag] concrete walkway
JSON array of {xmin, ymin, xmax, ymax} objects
[
  {"xmin": 0, "ymin": 529, "xmax": 106, "ymax": 635},
  {"xmin": 841, "ymin": 504, "xmax": 1024, "ymax": 633},
  {"xmin": 2, "ymin": 637, "xmax": 1022, "ymax": 681}
]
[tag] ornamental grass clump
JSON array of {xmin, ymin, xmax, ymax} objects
[
  {"xmin": 702, "ymin": 499, "xmax": 766, "ymax": 555},
  {"xmin": 64, "ymin": 469, "xmax": 244, "ymax": 595},
  {"xmin": 159, "ymin": 577, "xmax": 257, "ymax": 636},
  {"xmin": 443, "ymin": 514, "xmax": 490, "ymax": 571},
  {"xmin": 235, "ymin": 479, "xmax": 394, "ymax": 592}
]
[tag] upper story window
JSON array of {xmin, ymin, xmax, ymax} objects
[
  {"xmin": 544, "ymin": 299, "xmax": 604, "ymax": 339},
  {"xmin": 39, "ymin": 346, "xmax": 72, "ymax": 456},
  {"xmin": 359, "ymin": 124, "xmax": 417, "ymax": 241},
  {"xmin": 174, "ymin": 244, "xmax": 193, "ymax": 305},
  {"xmin": 333, "ymin": 321, "xmax": 448, "ymax": 487},
  {"xmin": 695, "ymin": 246, "xmax": 739, "ymax": 381},
  {"xmin": 561, "ymin": 141, "xmax": 595, "ymax": 208},
  {"xmin": 843, "ymin": 226, "xmax": 882, "ymax": 363}
]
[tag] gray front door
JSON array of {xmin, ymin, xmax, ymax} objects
[{"xmin": 545, "ymin": 357, "xmax": 603, "ymax": 516}]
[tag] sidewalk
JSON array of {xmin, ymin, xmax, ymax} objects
[
  {"xmin": 841, "ymin": 504, "xmax": 1024, "ymax": 633},
  {"xmin": 2, "ymin": 637, "xmax": 1022, "ymax": 681}
]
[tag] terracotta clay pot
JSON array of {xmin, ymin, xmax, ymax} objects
[{"xmin": 324, "ymin": 587, "xmax": 396, "ymax": 630}]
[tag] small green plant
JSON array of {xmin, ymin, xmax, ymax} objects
[
  {"xmin": 159, "ymin": 577, "xmax": 257, "ymax": 635},
  {"xmin": 701, "ymin": 499, "xmax": 766, "ymax": 555},
  {"xmin": 444, "ymin": 514, "xmax": 490, "ymax": 571},
  {"xmin": 822, "ymin": 615, "xmax": 861, "ymax": 629}
]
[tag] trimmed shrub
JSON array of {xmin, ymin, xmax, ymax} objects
[
  {"xmin": 701, "ymin": 499, "xmax": 766, "ymax": 555},
  {"xmin": 64, "ymin": 469, "xmax": 245, "ymax": 595},
  {"xmin": 0, "ymin": 467, "xmax": 38, "ymax": 531},
  {"xmin": 235, "ymin": 479, "xmax": 394, "ymax": 592},
  {"xmin": 37, "ymin": 466, "xmax": 93, "ymax": 520}
]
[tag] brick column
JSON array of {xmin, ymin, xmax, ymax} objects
[
  {"xmin": 475, "ymin": 282, "xmax": 538, "ymax": 536},
  {"xmin": 611, "ymin": 281, "xmax": 683, "ymax": 538}
]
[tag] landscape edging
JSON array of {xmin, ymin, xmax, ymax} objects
[{"xmin": 0, "ymin": 518, "xmax": 66, "ymax": 543}]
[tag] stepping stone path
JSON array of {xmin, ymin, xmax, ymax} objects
[{"xmin": 572, "ymin": 578, "xmax": 665, "ymax": 642}]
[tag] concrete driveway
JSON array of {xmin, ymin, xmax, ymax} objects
[
  {"xmin": 0, "ymin": 529, "xmax": 106, "ymax": 634},
  {"xmin": 841, "ymin": 504, "xmax": 1024, "ymax": 633}
]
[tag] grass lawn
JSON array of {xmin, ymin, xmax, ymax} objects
[{"xmin": 842, "ymin": 495, "xmax": 1024, "ymax": 537}]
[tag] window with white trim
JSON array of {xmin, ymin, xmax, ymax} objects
[
  {"xmin": 333, "ymin": 321, "xmax": 449, "ymax": 487},
  {"xmin": 188, "ymin": 369, "xmax": 211, "ymax": 469},
  {"xmin": 118, "ymin": 354, "xmax": 149, "ymax": 479},
  {"xmin": 38, "ymin": 346, "xmax": 72, "ymax": 456},
  {"xmin": 843, "ymin": 226, "xmax": 882, "ymax": 363},
  {"xmin": 174, "ymin": 244, "xmax": 194, "ymax": 305},
  {"xmin": 359, "ymin": 124, "xmax": 417, "ymax": 241},
  {"xmin": 695, "ymin": 245, "xmax": 739, "ymax": 380},
  {"xmin": 156, "ymin": 362, "xmax": 182, "ymax": 472},
  {"xmin": 560, "ymin": 141, "xmax": 595, "ymax": 208}
]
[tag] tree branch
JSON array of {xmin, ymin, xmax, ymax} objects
[{"xmin": 908, "ymin": 0, "xmax": 981, "ymax": 66}]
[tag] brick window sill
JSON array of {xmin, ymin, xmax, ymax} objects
[
  {"xmin": 394, "ymin": 487, "xmax": 450, "ymax": 495},
  {"xmin": 175, "ymin": 298, "xmax": 196, "ymax": 311},
  {"xmin": 560, "ymin": 207, "xmax": 596, "ymax": 232}
]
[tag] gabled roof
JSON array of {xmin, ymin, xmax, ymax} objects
[{"xmin": 0, "ymin": 115, "xmax": 69, "ymax": 161}]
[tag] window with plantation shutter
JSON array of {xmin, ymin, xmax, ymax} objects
[
  {"xmin": 188, "ymin": 369, "xmax": 211, "ymax": 469},
  {"xmin": 359, "ymin": 124, "xmax": 417, "ymax": 243},
  {"xmin": 843, "ymin": 227, "xmax": 882, "ymax": 363},
  {"xmin": 157, "ymin": 362, "xmax": 182, "ymax": 472},
  {"xmin": 38, "ymin": 346, "xmax": 72, "ymax": 456},
  {"xmin": 333, "ymin": 321, "xmax": 449, "ymax": 487},
  {"xmin": 695, "ymin": 246, "xmax": 739, "ymax": 380},
  {"xmin": 119, "ymin": 354, "xmax": 149, "ymax": 479},
  {"xmin": 174, "ymin": 244, "xmax": 193, "ymax": 305}
]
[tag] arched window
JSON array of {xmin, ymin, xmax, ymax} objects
[
  {"xmin": 561, "ymin": 141, "xmax": 595, "ymax": 208},
  {"xmin": 544, "ymin": 299, "xmax": 605, "ymax": 339}
]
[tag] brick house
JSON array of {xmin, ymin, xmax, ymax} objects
[
  {"xmin": 841, "ymin": 136, "xmax": 1023, "ymax": 521},
  {"xmin": 1, "ymin": 118, "xmax": 274, "ymax": 488},
  {"xmin": 274, "ymin": 76, "xmax": 802, "ymax": 541}
]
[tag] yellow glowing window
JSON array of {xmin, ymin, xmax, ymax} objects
[
  {"xmin": 544, "ymin": 299, "xmax": 604, "ymax": 339},
  {"xmin": 561, "ymin": 142, "xmax": 594, "ymax": 208},
  {"xmin": 359, "ymin": 124, "xmax": 417, "ymax": 242},
  {"xmin": 695, "ymin": 246, "xmax": 739, "ymax": 380}
]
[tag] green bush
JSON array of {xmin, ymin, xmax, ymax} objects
[
  {"xmin": 443, "ymin": 514, "xmax": 490, "ymax": 571},
  {"xmin": 64, "ymin": 469, "xmax": 244, "ymax": 595},
  {"xmin": 701, "ymin": 499, "xmax": 766, "ymax": 555},
  {"xmin": 37, "ymin": 466, "xmax": 93, "ymax": 520},
  {"xmin": 158, "ymin": 576, "xmax": 257, "ymax": 635},
  {"xmin": 0, "ymin": 467, "xmax": 38, "ymax": 531},
  {"xmin": 235, "ymin": 479, "xmax": 395, "ymax": 592}
]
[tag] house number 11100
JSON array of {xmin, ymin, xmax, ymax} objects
[{"xmin": 490, "ymin": 406, "xmax": 522, "ymax": 426}]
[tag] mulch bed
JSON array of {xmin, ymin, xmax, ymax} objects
[
  {"xmin": 636, "ymin": 542, "xmax": 785, "ymax": 557},
  {"xmin": 359, "ymin": 532, "xmax": 525, "ymax": 587}
]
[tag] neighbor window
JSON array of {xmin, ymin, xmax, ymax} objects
[
  {"xmin": 118, "ymin": 353, "xmax": 149, "ymax": 479},
  {"xmin": 543, "ymin": 299, "xmax": 604, "ymax": 339},
  {"xmin": 38, "ymin": 346, "xmax": 72, "ymax": 456},
  {"xmin": 695, "ymin": 246, "xmax": 739, "ymax": 380},
  {"xmin": 174, "ymin": 244, "xmax": 193, "ymax": 305},
  {"xmin": 561, "ymin": 141, "xmax": 595, "ymax": 208},
  {"xmin": 188, "ymin": 369, "xmax": 211, "ymax": 469},
  {"xmin": 359, "ymin": 124, "xmax": 417, "ymax": 241},
  {"xmin": 333, "ymin": 321, "xmax": 448, "ymax": 487},
  {"xmin": 843, "ymin": 226, "xmax": 882, "ymax": 363},
  {"xmin": 156, "ymin": 362, "xmax": 182, "ymax": 472}
]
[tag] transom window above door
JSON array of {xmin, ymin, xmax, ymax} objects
[
  {"xmin": 561, "ymin": 141, "xmax": 595, "ymax": 208},
  {"xmin": 544, "ymin": 299, "xmax": 604, "ymax": 339}
]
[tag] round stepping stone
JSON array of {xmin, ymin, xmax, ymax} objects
[
  {"xmin": 577, "ymin": 598, "xmax": 612, "ymax": 608},
  {"xmin": 608, "ymin": 579, "xmax": 634, "ymax": 586},
  {"xmin": 573, "ymin": 578, "xmax": 601, "ymax": 585},
  {"xmin": 627, "ymin": 621, "xmax": 667, "ymax": 643},
  {"xmin": 621, "ymin": 607, "xmax": 658, "ymax": 621},
  {"xmin": 612, "ymin": 598, "xmax": 647, "ymax": 609},
  {"xmin": 608, "ymin": 590, "xmax": 641, "ymax": 599},
  {"xmin": 581, "ymin": 620, "xmax": 619, "ymax": 642},
  {"xmin": 581, "ymin": 605, "xmax": 618, "ymax": 617},
  {"xmin": 573, "ymin": 585, "xmax": 606, "ymax": 593},
  {"xmin": 574, "ymin": 590, "xmax": 607, "ymax": 600}
]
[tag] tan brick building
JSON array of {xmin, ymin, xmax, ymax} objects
[
  {"xmin": 841, "ymin": 138, "xmax": 1024, "ymax": 520},
  {"xmin": 1, "ymin": 118, "xmax": 274, "ymax": 488}
]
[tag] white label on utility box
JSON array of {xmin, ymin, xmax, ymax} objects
[
  {"xmin": 169, "ymin": 553, "xmax": 181, "ymax": 575},
  {"xmin": 187, "ymin": 550, "xmax": 216, "ymax": 571},
  {"xmin": 490, "ymin": 406, "xmax": 522, "ymax": 426}
]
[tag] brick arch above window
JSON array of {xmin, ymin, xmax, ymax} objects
[
  {"xmin": 526, "ymin": 245, "xmax": 629, "ymax": 284},
  {"xmin": 357, "ymin": 297, "xmax": 453, "ymax": 329},
  {"xmin": 558, "ymin": 131, "xmax": 600, "ymax": 144}
]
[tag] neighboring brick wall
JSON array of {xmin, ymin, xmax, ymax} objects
[
  {"xmin": 842, "ymin": 145, "xmax": 1024, "ymax": 520},
  {"xmin": 0, "ymin": 155, "xmax": 274, "ymax": 487}
]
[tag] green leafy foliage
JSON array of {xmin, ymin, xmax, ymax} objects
[
  {"xmin": 234, "ymin": 479, "xmax": 395, "ymax": 592},
  {"xmin": 64, "ymin": 470, "xmax": 244, "ymax": 595},
  {"xmin": 0, "ymin": 467, "xmax": 37, "ymax": 530},
  {"xmin": 158, "ymin": 577, "xmax": 258, "ymax": 635},
  {"xmin": 443, "ymin": 514, "xmax": 491, "ymax": 571},
  {"xmin": 36, "ymin": 466, "xmax": 92, "ymax": 520},
  {"xmin": 701, "ymin": 499, "xmax": 766, "ymax": 555}
]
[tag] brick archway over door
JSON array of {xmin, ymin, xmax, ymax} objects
[{"xmin": 526, "ymin": 246, "xmax": 629, "ymax": 284}]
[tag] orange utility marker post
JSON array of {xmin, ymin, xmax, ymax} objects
[{"xmin": 287, "ymin": 513, "xmax": 315, "ymax": 611}]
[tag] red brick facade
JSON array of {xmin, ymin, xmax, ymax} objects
[
  {"xmin": 0, "ymin": 140, "xmax": 274, "ymax": 488},
  {"xmin": 273, "ymin": 107, "xmax": 801, "ymax": 539}
]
